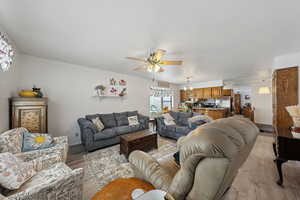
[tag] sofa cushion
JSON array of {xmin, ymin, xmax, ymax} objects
[
  {"xmin": 100, "ymin": 113, "xmax": 117, "ymax": 128},
  {"xmin": 169, "ymin": 111, "xmax": 179, "ymax": 121},
  {"xmin": 114, "ymin": 112, "xmax": 129, "ymax": 126},
  {"xmin": 114, "ymin": 125, "xmax": 139, "ymax": 135},
  {"xmin": 175, "ymin": 126, "xmax": 190, "ymax": 135},
  {"xmin": 0, "ymin": 127, "xmax": 28, "ymax": 154},
  {"xmin": 177, "ymin": 112, "xmax": 193, "ymax": 126},
  {"xmin": 94, "ymin": 129, "xmax": 117, "ymax": 141},
  {"xmin": 86, "ymin": 114, "xmax": 100, "ymax": 121},
  {"xmin": 128, "ymin": 111, "xmax": 138, "ymax": 117},
  {"xmin": 166, "ymin": 125, "xmax": 177, "ymax": 132},
  {"xmin": 0, "ymin": 152, "xmax": 36, "ymax": 190}
]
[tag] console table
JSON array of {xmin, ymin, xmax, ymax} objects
[{"xmin": 273, "ymin": 127, "xmax": 300, "ymax": 185}]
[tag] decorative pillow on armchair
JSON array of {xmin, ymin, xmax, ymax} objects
[
  {"xmin": 0, "ymin": 127, "xmax": 28, "ymax": 154},
  {"xmin": 0, "ymin": 152, "xmax": 36, "ymax": 190},
  {"xmin": 22, "ymin": 132, "xmax": 54, "ymax": 152}
]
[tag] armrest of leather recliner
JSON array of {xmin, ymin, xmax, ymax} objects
[{"xmin": 129, "ymin": 150, "xmax": 173, "ymax": 191}]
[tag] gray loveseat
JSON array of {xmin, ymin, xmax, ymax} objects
[
  {"xmin": 78, "ymin": 111, "xmax": 149, "ymax": 151},
  {"xmin": 156, "ymin": 111, "xmax": 206, "ymax": 140}
]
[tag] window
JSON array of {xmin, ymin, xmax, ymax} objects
[
  {"xmin": 150, "ymin": 96, "xmax": 173, "ymax": 116},
  {"xmin": 162, "ymin": 96, "xmax": 173, "ymax": 110}
]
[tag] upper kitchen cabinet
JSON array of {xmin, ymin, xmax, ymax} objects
[
  {"xmin": 211, "ymin": 87, "xmax": 223, "ymax": 98},
  {"xmin": 193, "ymin": 88, "xmax": 204, "ymax": 99},
  {"xmin": 223, "ymin": 89, "xmax": 232, "ymax": 96},
  {"xmin": 203, "ymin": 87, "xmax": 212, "ymax": 99}
]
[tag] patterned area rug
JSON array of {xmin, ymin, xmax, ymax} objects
[
  {"xmin": 82, "ymin": 135, "xmax": 300, "ymax": 200},
  {"xmin": 83, "ymin": 141, "xmax": 177, "ymax": 199}
]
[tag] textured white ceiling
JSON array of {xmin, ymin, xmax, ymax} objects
[{"xmin": 1, "ymin": 0, "xmax": 300, "ymax": 83}]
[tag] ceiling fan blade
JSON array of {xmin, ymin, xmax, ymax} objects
[
  {"xmin": 159, "ymin": 60, "xmax": 183, "ymax": 65},
  {"xmin": 126, "ymin": 57, "xmax": 146, "ymax": 62},
  {"xmin": 133, "ymin": 66, "xmax": 147, "ymax": 71},
  {"xmin": 158, "ymin": 67, "xmax": 165, "ymax": 72},
  {"xmin": 153, "ymin": 49, "xmax": 166, "ymax": 61}
]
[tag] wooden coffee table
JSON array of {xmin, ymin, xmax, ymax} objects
[
  {"xmin": 120, "ymin": 130, "xmax": 157, "ymax": 158},
  {"xmin": 91, "ymin": 178, "xmax": 155, "ymax": 200}
]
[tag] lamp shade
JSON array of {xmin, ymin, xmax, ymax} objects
[{"xmin": 258, "ymin": 86, "xmax": 270, "ymax": 94}]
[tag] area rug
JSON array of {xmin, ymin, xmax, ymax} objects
[
  {"xmin": 83, "ymin": 141, "xmax": 176, "ymax": 199},
  {"xmin": 82, "ymin": 135, "xmax": 300, "ymax": 200}
]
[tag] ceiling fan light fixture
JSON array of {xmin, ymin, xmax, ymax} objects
[{"xmin": 154, "ymin": 64, "xmax": 160, "ymax": 72}]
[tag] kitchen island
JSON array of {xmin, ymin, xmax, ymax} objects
[{"xmin": 193, "ymin": 107, "xmax": 229, "ymax": 120}]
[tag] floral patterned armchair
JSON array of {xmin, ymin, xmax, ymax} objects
[
  {"xmin": 0, "ymin": 128, "xmax": 83, "ymax": 200},
  {"xmin": 0, "ymin": 128, "xmax": 68, "ymax": 164}
]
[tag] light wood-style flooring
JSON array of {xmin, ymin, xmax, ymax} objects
[{"xmin": 68, "ymin": 134, "xmax": 300, "ymax": 200}]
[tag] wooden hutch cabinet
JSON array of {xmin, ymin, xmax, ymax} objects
[
  {"xmin": 273, "ymin": 66, "xmax": 298, "ymax": 128},
  {"xmin": 272, "ymin": 66, "xmax": 300, "ymax": 185},
  {"xmin": 10, "ymin": 98, "xmax": 48, "ymax": 133}
]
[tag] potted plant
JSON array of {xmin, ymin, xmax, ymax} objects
[{"xmin": 95, "ymin": 85, "xmax": 106, "ymax": 96}]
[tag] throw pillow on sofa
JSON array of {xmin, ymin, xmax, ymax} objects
[
  {"xmin": 162, "ymin": 113, "xmax": 176, "ymax": 126},
  {"xmin": 128, "ymin": 116, "xmax": 139, "ymax": 126},
  {"xmin": 0, "ymin": 152, "xmax": 36, "ymax": 190},
  {"xmin": 92, "ymin": 117, "xmax": 105, "ymax": 132},
  {"xmin": 22, "ymin": 132, "xmax": 54, "ymax": 152}
]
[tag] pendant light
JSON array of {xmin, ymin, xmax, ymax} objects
[
  {"xmin": 184, "ymin": 76, "xmax": 193, "ymax": 91},
  {"xmin": 258, "ymin": 80, "xmax": 270, "ymax": 94}
]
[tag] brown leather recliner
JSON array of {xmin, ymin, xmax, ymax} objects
[{"xmin": 129, "ymin": 117, "xmax": 259, "ymax": 200}]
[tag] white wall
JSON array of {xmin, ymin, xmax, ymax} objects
[
  {"xmin": 250, "ymin": 85, "xmax": 272, "ymax": 125},
  {"xmin": 0, "ymin": 26, "xmax": 19, "ymax": 132},
  {"xmin": 233, "ymin": 84, "xmax": 272, "ymax": 125},
  {"xmin": 17, "ymin": 54, "xmax": 155, "ymax": 145}
]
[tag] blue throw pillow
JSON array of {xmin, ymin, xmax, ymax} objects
[{"xmin": 22, "ymin": 132, "xmax": 54, "ymax": 152}]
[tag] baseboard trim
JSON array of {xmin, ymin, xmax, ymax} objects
[{"xmin": 255, "ymin": 123, "xmax": 273, "ymax": 133}]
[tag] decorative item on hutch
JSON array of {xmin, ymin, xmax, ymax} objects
[{"xmin": 19, "ymin": 85, "xmax": 44, "ymax": 98}]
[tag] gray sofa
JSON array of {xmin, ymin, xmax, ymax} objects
[
  {"xmin": 156, "ymin": 111, "xmax": 206, "ymax": 140},
  {"xmin": 78, "ymin": 111, "xmax": 149, "ymax": 151}
]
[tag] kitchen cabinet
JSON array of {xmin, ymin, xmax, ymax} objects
[
  {"xmin": 223, "ymin": 89, "xmax": 232, "ymax": 96},
  {"xmin": 207, "ymin": 109, "xmax": 227, "ymax": 120},
  {"xmin": 193, "ymin": 108, "xmax": 228, "ymax": 120},
  {"xmin": 203, "ymin": 88, "xmax": 212, "ymax": 99},
  {"xmin": 193, "ymin": 88, "xmax": 204, "ymax": 99},
  {"xmin": 211, "ymin": 87, "xmax": 223, "ymax": 98}
]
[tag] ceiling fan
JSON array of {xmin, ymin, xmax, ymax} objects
[{"xmin": 126, "ymin": 49, "xmax": 183, "ymax": 73}]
